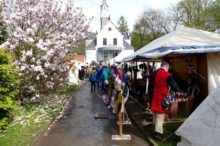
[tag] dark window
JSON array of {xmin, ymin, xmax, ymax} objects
[
  {"xmin": 113, "ymin": 38, "xmax": 117, "ymax": 45},
  {"xmin": 108, "ymin": 27, "xmax": 112, "ymax": 31},
  {"xmin": 103, "ymin": 38, "xmax": 107, "ymax": 45},
  {"xmin": 94, "ymin": 39, "xmax": 97, "ymax": 45}
]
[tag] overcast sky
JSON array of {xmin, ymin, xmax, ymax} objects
[{"xmin": 74, "ymin": 0, "xmax": 181, "ymax": 32}]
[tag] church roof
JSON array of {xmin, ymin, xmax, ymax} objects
[
  {"xmin": 122, "ymin": 32, "xmax": 130, "ymax": 39},
  {"xmin": 86, "ymin": 39, "xmax": 96, "ymax": 50},
  {"xmin": 123, "ymin": 40, "xmax": 134, "ymax": 50}
]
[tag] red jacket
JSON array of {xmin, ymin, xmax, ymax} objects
[
  {"xmin": 150, "ymin": 69, "xmax": 170, "ymax": 113},
  {"xmin": 116, "ymin": 69, "xmax": 122, "ymax": 80}
]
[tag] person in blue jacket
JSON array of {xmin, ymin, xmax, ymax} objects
[{"xmin": 89, "ymin": 67, "xmax": 98, "ymax": 93}]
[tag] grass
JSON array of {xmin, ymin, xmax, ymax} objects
[
  {"xmin": 0, "ymin": 85, "xmax": 76, "ymax": 146},
  {"xmin": 141, "ymin": 122, "xmax": 183, "ymax": 146}
]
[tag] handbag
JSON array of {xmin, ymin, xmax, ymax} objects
[
  {"xmin": 161, "ymin": 87, "xmax": 174, "ymax": 109},
  {"xmin": 162, "ymin": 96, "xmax": 172, "ymax": 109}
]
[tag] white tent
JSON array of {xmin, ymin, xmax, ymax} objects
[
  {"xmin": 108, "ymin": 49, "xmax": 134, "ymax": 65},
  {"xmin": 120, "ymin": 27, "xmax": 220, "ymax": 145},
  {"xmin": 68, "ymin": 61, "xmax": 80, "ymax": 85},
  {"xmin": 123, "ymin": 26, "xmax": 220, "ymax": 61},
  {"xmin": 122, "ymin": 26, "xmax": 220, "ymax": 92},
  {"xmin": 176, "ymin": 85, "xmax": 220, "ymax": 146}
]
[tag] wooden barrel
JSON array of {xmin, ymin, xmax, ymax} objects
[
  {"xmin": 169, "ymin": 101, "xmax": 178, "ymax": 118},
  {"xmin": 114, "ymin": 84, "xmax": 121, "ymax": 91}
]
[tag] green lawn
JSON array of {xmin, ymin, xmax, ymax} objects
[
  {"xmin": 142, "ymin": 122, "xmax": 183, "ymax": 146},
  {"xmin": 0, "ymin": 85, "xmax": 76, "ymax": 146}
]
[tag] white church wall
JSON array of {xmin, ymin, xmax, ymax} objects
[
  {"xmin": 85, "ymin": 0, "xmax": 134, "ymax": 64},
  {"xmin": 96, "ymin": 21, "xmax": 123, "ymax": 49},
  {"xmin": 85, "ymin": 50, "xmax": 96, "ymax": 63}
]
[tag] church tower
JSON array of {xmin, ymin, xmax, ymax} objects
[{"xmin": 100, "ymin": 0, "xmax": 110, "ymax": 29}]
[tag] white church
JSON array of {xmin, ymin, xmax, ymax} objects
[{"xmin": 85, "ymin": 0, "xmax": 134, "ymax": 64}]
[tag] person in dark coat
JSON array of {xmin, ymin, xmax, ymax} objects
[
  {"xmin": 148, "ymin": 62, "xmax": 182, "ymax": 141},
  {"xmin": 79, "ymin": 66, "xmax": 85, "ymax": 80}
]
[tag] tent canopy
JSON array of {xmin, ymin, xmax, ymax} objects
[
  {"xmin": 176, "ymin": 85, "xmax": 220, "ymax": 146},
  {"xmin": 108, "ymin": 50, "xmax": 134, "ymax": 64},
  {"xmin": 123, "ymin": 26, "xmax": 220, "ymax": 61}
]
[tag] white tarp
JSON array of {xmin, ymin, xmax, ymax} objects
[
  {"xmin": 207, "ymin": 53, "xmax": 220, "ymax": 93},
  {"xmin": 109, "ymin": 50, "xmax": 134, "ymax": 65},
  {"xmin": 68, "ymin": 62, "xmax": 80, "ymax": 85},
  {"xmin": 176, "ymin": 85, "xmax": 220, "ymax": 146},
  {"xmin": 122, "ymin": 26, "xmax": 220, "ymax": 61}
]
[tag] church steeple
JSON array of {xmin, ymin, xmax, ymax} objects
[
  {"xmin": 100, "ymin": 0, "xmax": 110, "ymax": 29},
  {"xmin": 102, "ymin": 0, "xmax": 107, "ymax": 5}
]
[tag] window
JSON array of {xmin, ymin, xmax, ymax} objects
[
  {"xmin": 108, "ymin": 27, "xmax": 112, "ymax": 31},
  {"xmin": 103, "ymin": 38, "xmax": 107, "ymax": 45},
  {"xmin": 94, "ymin": 39, "xmax": 97, "ymax": 46},
  {"xmin": 113, "ymin": 38, "xmax": 117, "ymax": 45},
  {"xmin": 103, "ymin": 52, "xmax": 108, "ymax": 61}
]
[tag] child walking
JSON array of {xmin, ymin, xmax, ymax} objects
[{"xmin": 89, "ymin": 67, "xmax": 97, "ymax": 93}]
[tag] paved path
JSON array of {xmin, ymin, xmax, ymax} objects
[{"xmin": 33, "ymin": 80, "xmax": 149, "ymax": 146}]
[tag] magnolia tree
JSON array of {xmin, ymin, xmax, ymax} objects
[{"xmin": 1, "ymin": 0, "xmax": 89, "ymax": 101}]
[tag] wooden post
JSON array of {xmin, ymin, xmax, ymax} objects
[
  {"xmin": 112, "ymin": 88, "xmax": 131, "ymax": 140},
  {"xmin": 118, "ymin": 112, "xmax": 123, "ymax": 135}
]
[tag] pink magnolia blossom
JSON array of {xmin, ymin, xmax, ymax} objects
[{"xmin": 1, "ymin": 0, "xmax": 90, "ymax": 99}]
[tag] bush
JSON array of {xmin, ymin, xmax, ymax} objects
[{"xmin": 0, "ymin": 49, "xmax": 19, "ymax": 129}]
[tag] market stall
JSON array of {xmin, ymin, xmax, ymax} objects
[{"xmin": 120, "ymin": 26, "xmax": 220, "ymax": 116}]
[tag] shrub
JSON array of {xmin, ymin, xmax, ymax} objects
[{"xmin": 0, "ymin": 49, "xmax": 19, "ymax": 129}]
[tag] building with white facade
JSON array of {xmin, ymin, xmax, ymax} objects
[{"xmin": 85, "ymin": 0, "xmax": 134, "ymax": 64}]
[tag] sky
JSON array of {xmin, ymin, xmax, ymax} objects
[{"xmin": 74, "ymin": 0, "xmax": 181, "ymax": 32}]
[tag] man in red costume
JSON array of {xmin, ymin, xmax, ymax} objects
[{"xmin": 148, "ymin": 62, "xmax": 182, "ymax": 141}]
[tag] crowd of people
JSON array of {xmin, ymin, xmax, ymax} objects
[
  {"xmin": 84, "ymin": 62, "xmax": 130, "ymax": 136},
  {"xmin": 83, "ymin": 61, "xmax": 186, "ymax": 141}
]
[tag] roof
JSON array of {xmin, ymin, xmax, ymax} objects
[
  {"xmin": 86, "ymin": 39, "xmax": 96, "ymax": 50},
  {"xmin": 98, "ymin": 20, "xmax": 121, "ymax": 35},
  {"xmin": 123, "ymin": 26, "xmax": 220, "ymax": 61},
  {"xmin": 123, "ymin": 40, "xmax": 134, "ymax": 50},
  {"xmin": 97, "ymin": 46, "xmax": 122, "ymax": 51},
  {"xmin": 122, "ymin": 32, "xmax": 130, "ymax": 39},
  {"xmin": 67, "ymin": 55, "xmax": 85, "ymax": 63}
]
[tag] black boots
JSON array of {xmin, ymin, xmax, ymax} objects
[{"xmin": 154, "ymin": 132, "xmax": 164, "ymax": 141}]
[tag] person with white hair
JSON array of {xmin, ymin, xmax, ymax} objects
[{"xmin": 148, "ymin": 62, "xmax": 183, "ymax": 141}]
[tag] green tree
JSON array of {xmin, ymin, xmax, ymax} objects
[
  {"xmin": 70, "ymin": 32, "xmax": 97, "ymax": 55},
  {"xmin": 70, "ymin": 40, "xmax": 86, "ymax": 55},
  {"xmin": 0, "ymin": 49, "xmax": 19, "ymax": 129},
  {"xmin": 131, "ymin": 18, "xmax": 150, "ymax": 50},
  {"xmin": 208, "ymin": 0, "xmax": 220, "ymax": 31},
  {"xmin": 117, "ymin": 16, "xmax": 129, "ymax": 33},
  {"xmin": 174, "ymin": 0, "xmax": 214, "ymax": 30}
]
